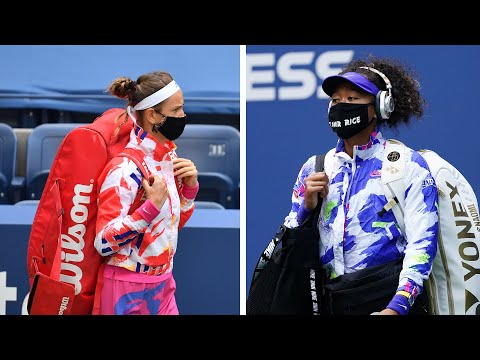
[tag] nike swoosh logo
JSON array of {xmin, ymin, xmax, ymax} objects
[
  {"xmin": 399, "ymin": 304, "xmax": 407, "ymax": 310},
  {"xmin": 143, "ymin": 208, "xmax": 151, "ymax": 215}
]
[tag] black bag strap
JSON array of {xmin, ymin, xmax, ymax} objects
[
  {"xmin": 297, "ymin": 153, "xmax": 326, "ymax": 228},
  {"xmin": 249, "ymin": 154, "xmax": 326, "ymax": 286},
  {"xmin": 309, "ymin": 153, "xmax": 326, "ymax": 225},
  {"xmin": 315, "ymin": 154, "xmax": 325, "ymax": 173}
]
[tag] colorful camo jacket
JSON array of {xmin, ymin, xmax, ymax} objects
[{"xmin": 284, "ymin": 129, "xmax": 439, "ymax": 299}]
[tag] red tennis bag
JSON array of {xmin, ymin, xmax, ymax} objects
[{"xmin": 26, "ymin": 108, "xmax": 137, "ymax": 315}]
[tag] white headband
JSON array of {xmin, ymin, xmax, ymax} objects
[{"xmin": 133, "ymin": 80, "xmax": 181, "ymax": 111}]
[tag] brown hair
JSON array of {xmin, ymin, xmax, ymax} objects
[{"xmin": 108, "ymin": 71, "xmax": 174, "ymax": 136}]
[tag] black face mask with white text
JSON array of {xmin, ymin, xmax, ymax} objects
[{"xmin": 328, "ymin": 103, "xmax": 373, "ymax": 139}]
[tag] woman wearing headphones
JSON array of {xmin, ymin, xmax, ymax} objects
[{"xmin": 283, "ymin": 56, "xmax": 439, "ymax": 315}]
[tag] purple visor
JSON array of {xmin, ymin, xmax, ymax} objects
[{"xmin": 322, "ymin": 72, "xmax": 380, "ymax": 97}]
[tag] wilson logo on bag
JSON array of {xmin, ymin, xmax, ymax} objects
[{"xmin": 26, "ymin": 108, "xmax": 146, "ymax": 315}]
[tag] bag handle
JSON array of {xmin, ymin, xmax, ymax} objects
[
  {"xmin": 116, "ymin": 148, "xmax": 150, "ymax": 179},
  {"xmin": 48, "ymin": 178, "xmax": 65, "ymax": 281},
  {"xmin": 249, "ymin": 154, "xmax": 325, "ymax": 286},
  {"xmin": 315, "ymin": 154, "xmax": 326, "ymax": 173},
  {"xmin": 115, "ymin": 149, "xmax": 151, "ymax": 213},
  {"xmin": 309, "ymin": 153, "xmax": 326, "ymax": 225},
  {"xmin": 298, "ymin": 153, "xmax": 326, "ymax": 227}
]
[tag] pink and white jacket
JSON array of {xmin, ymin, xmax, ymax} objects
[{"xmin": 94, "ymin": 122, "xmax": 198, "ymax": 276}]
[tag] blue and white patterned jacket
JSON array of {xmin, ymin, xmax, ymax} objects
[{"xmin": 284, "ymin": 129, "xmax": 439, "ymax": 300}]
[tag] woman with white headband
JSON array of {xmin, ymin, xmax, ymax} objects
[{"xmin": 93, "ymin": 71, "xmax": 199, "ymax": 315}]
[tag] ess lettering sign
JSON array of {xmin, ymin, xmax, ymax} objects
[{"xmin": 246, "ymin": 50, "xmax": 354, "ymax": 101}]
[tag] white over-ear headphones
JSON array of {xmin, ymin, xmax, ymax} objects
[{"xmin": 359, "ymin": 66, "xmax": 395, "ymax": 120}]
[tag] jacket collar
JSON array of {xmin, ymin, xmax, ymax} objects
[
  {"xmin": 335, "ymin": 127, "xmax": 385, "ymax": 161},
  {"xmin": 125, "ymin": 106, "xmax": 176, "ymax": 159}
]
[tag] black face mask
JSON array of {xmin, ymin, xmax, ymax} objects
[
  {"xmin": 152, "ymin": 114, "xmax": 187, "ymax": 141},
  {"xmin": 328, "ymin": 103, "xmax": 374, "ymax": 139}
]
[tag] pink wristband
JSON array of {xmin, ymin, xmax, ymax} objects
[
  {"xmin": 182, "ymin": 181, "xmax": 199, "ymax": 200},
  {"xmin": 137, "ymin": 199, "xmax": 161, "ymax": 223}
]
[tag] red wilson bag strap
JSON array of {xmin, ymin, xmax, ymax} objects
[
  {"xmin": 46, "ymin": 178, "xmax": 65, "ymax": 280},
  {"xmin": 117, "ymin": 148, "xmax": 150, "ymax": 179},
  {"xmin": 31, "ymin": 178, "xmax": 65, "ymax": 276}
]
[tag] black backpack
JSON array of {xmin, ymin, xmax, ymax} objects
[{"xmin": 246, "ymin": 155, "xmax": 325, "ymax": 315}]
